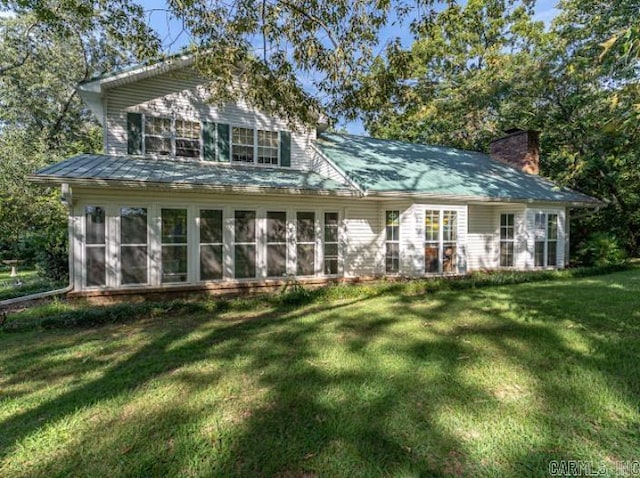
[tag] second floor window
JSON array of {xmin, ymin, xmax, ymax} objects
[
  {"xmin": 144, "ymin": 116, "xmax": 201, "ymax": 158},
  {"xmin": 232, "ymin": 127, "xmax": 280, "ymax": 165}
]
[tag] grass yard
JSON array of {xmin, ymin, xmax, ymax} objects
[
  {"xmin": 1, "ymin": 269, "xmax": 639, "ymax": 477},
  {"xmin": 0, "ymin": 267, "xmax": 63, "ymax": 301}
]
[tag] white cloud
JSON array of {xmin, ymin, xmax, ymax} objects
[{"xmin": 0, "ymin": 10, "xmax": 16, "ymax": 19}]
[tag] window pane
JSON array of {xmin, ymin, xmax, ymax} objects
[
  {"xmin": 267, "ymin": 211, "xmax": 286, "ymax": 242},
  {"xmin": 296, "ymin": 244, "xmax": 315, "ymax": 275},
  {"xmin": 425, "ymin": 245, "xmax": 439, "ymax": 273},
  {"xmin": 386, "ymin": 210, "xmax": 399, "ymax": 242},
  {"xmin": 535, "ymin": 241, "xmax": 545, "ymax": 267},
  {"xmin": 146, "ymin": 117, "xmax": 171, "ymax": 135},
  {"xmin": 443, "ymin": 211, "xmax": 457, "ymax": 241},
  {"xmin": 121, "ymin": 207, "xmax": 147, "ymax": 245},
  {"xmin": 547, "ymin": 241, "xmax": 557, "ymax": 266},
  {"xmin": 258, "ymin": 130, "xmax": 278, "ymax": 147},
  {"xmin": 86, "ymin": 246, "xmax": 105, "ymax": 286},
  {"xmin": 145, "ymin": 136, "xmax": 171, "ymax": 155},
  {"xmin": 200, "ymin": 244, "xmax": 223, "ymax": 281},
  {"xmin": 500, "ymin": 242, "xmax": 514, "ymax": 267},
  {"xmin": 200, "ymin": 209, "xmax": 223, "ymax": 244},
  {"xmin": 267, "ymin": 244, "xmax": 287, "ymax": 277},
  {"xmin": 162, "ymin": 209, "xmax": 187, "ymax": 244},
  {"xmin": 235, "ymin": 210, "xmax": 256, "ymax": 243},
  {"xmin": 175, "ymin": 120, "xmax": 200, "ymax": 139},
  {"xmin": 386, "ymin": 242, "xmax": 399, "ymax": 273},
  {"xmin": 122, "ymin": 245, "xmax": 148, "ymax": 284},
  {"xmin": 297, "ymin": 212, "xmax": 315, "ymax": 242},
  {"xmin": 443, "ymin": 244, "xmax": 457, "ymax": 273},
  {"xmin": 86, "ymin": 206, "xmax": 105, "ymax": 245},
  {"xmin": 324, "ymin": 243, "xmax": 338, "ymax": 257},
  {"xmin": 324, "ymin": 258, "xmax": 338, "ymax": 275},
  {"xmin": 162, "ymin": 245, "xmax": 188, "ymax": 283},
  {"xmin": 235, "ymin": 244, "xmax": 256, "ymax": 278},
  {"xmin": 232, "ymin": 127, "xmax": 254, "ymax": 162},
  {"xmin": 324, "ymin": 212, "xmax": 339, "ymax": 242},
  {"xmin": 548, "ymin": 214, "xmax": 558, "ymax": 240},
  {"xmin": 425, "ymin": 210, "xmax": 439, "ymax": 242},
  {"xmin": 176, "ymin": 138, "xmax": 200, "ymax": 158}
]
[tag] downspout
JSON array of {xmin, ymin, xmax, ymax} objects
[{"xmin": 0, "ymin": 185, "xmax": 74, "ymax": 312}]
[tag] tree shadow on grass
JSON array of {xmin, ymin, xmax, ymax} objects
[{"xmin": 1, "ymin": 271, "xmax": 639, "ymax": 476}]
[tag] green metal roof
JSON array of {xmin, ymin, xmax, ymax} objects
[
  {"xmin": 32, "ymin": 154, "xmax": 354, "ymax": 195},
  {"xmin": 316, "ymin": 133, "xmax": 599, "ymax": 203}
]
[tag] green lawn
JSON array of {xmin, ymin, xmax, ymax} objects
[
  {"xmin": 1, "ymin": 270, "xmax": 639, "ymax": 477},
  {"xmin": 0, "ymin": 267, "xmax": 63, "ymax": 301}
]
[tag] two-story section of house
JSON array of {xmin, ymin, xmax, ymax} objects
[{"xmin": 30, "ymin": 55, "xmax": 599, "ymax": 296}]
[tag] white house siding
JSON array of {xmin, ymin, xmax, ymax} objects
[
  {"xmin": 103, "ymin": 69, "xmax": 321, "ymax": 172},
  {"xmin": 70, "ymin": 188, "xmax": 381, "ymax": 291},
  {"xmin": 467, "ymin": 205, "xmax": 499, "ymax": 270}
]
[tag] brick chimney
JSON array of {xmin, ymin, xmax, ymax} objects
[{"xmin": 489, "ymin": 129, "xmax": 540, "ymax": 175}]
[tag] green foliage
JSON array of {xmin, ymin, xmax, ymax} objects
[
  {"xmin": 361, "ymin": 0, "xmax": 640, "ymax": 255},
  {"xmin": 575, "ymin": 232, "xmax": 627, "ymax": 267},
  {"xmin": 34, "ymin": 223, "xmax": 69, "ymax": 283}
]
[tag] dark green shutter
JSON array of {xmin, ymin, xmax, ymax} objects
[
  {"xmin": 280, "ymin": 131, "xmax": 291, "ymax": 167},
  {"xmin": 202, "ymin": 122, "xmax": 216, "ymax": 161},
  {"xmin": 127, "ymin": 113, "xmax": 143, "ymax": 155},
  {"xmin": 216, "ymin": 123, "xmax": 230, "ymax": 162}
]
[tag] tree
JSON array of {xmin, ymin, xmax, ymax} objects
[
  {"xmin": 0, "ymin": 13, "xmax": 132, "ymax": 271},
  {"xmin": 360, "ymin": 0, "xmax": 640, "ymax": 255}
]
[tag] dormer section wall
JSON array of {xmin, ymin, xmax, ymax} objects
[{"xmin": 103, "ymin": 69, "xmax": 317, "ymax": 171}]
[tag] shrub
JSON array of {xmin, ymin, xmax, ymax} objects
[
  {"xmin": 35, "ymin": 225, "xmax": 69, "ymax": 283},
  {"xmin": 575, "ymin": 232, "xmax": 627, "ymax": 267}
]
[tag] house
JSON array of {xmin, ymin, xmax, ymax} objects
[{"xmin": 29, "ymin": 55, "xmax": 599, "ymax": 297}]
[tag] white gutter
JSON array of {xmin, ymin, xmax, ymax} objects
[{"xmin": 28, "ymin": 175, "xmax": 361, "ymax": 197}]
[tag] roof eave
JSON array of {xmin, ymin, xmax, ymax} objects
[
  {"xmin": 363, "ymin": 190, "xmax": 602, "ymax": 207},
  {"xmin": 27, "ymin": 175, "xmax": 360, "ymax": 198}
]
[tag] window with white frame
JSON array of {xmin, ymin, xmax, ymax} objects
[
  {"xmin": 258, "ymin": 130, "xmax": 279, "ymax": 165},
  {"xmin": 425, "ymin": 210, "xmax": 440, "ymax": 273},
  {"xmin": 296, "ymin": 211, "xmax": 315, "ymax": 276},
  {"xmin": 425, "ymin": 209, "xmax": 458, "ymax": 274},
  {"xmin": 85, "ymin": 206, "xmax": 106, "ymax": 287},
  {"xmin": 145, "ymin": 117, "xmax": 172, "ymax": 156},
  {"xmin": 535, "ymin": 212, "xmax": 558, "ymax": 267},
  {"xmin": 231, "ymin": 127, "xmax": 255, "ymax": 163},
  {"xmin": 200, "ymin": 209, "xmax": 223, "ymax": 281},
  {"xmin": 234, "ymin": 210, "xmax": 256, "ymax": 278},
  {"xmin": 500, "ymin": 213, "xmax": 515, "ymax": 267},
  {"xmin": 143, "ymin": 116, "xmax": 201, "ymax": 158},
  {"xmin": 120, "ymin": 207, "xmax": 148, "ymax": 285},
  {"xmin": 266, "ymin": 211, "xmax": 287, "ymax": 277},
  {"xmin": 175, "ymin": 119, "xmax": 201, "ymax": 158},
  {"xmin": 385, "ymin": 210, "xmax": 400, "ymax": 273},
  {"xmin": 161, "ymin": 208, "xmax": 188, "ymax": 283},
  {"xmin": 323, "ymin": 212, "xmax": 339, "ymax": 275},
  {"xmin": 442, "ymin": 211, "xmax": 458, "ymax": 273}
]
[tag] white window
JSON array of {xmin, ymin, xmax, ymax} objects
[
  {"xmin": 500, "ymin": 213, "xmax": 515, "ymax": 267},
  {"xmin": 258, "ymin": 130, "xmax": 279, "ymax": 165},
  {"xmin": 266, "ymin": 211, "xmax": 287, "ymax": 277},
  {"xmin": 144, "ymin": 116, "xmax": 201, "ymax": 158},
  {"xmin": 425, "ymin": 209, "xmax": 458, "ymax": 274},
  {"xmin": 534, "ymin": 213, "xmax": 558, "ymax": 267},
  {"xmin": 145, "ymin": 117, "xmax": 172, "ymax": 156},
  {"xmin": 323, "ymin": 212, "xmax": 339, "ymax": 275},
  {"xmin": 85, "ymin": 206, "xmax": 106, "ymax": 287},
  {"xmin": 120, "ymin": 207, "xmax": 148, "ymax": 285},
  {"xmin": 161, "ymin": 208, "xmax": 188, "ymax": 283},
  {"xmin": 200, "ymin": 209, "xmax": 223, "ymax": 281},
  {"xmin": 175, "ymin": 120, "xmax": 201, "ymax": 158},
  {"xmin": 234, "ymin": 210, "xmax": 256, "ymax": 278},
  {"xmin": 385, "ymin": 210, "xmax": 400, "ymax": 273},
  {"xmin": 231, "ymin": 127, "xmax": 255, "ymax": 163},
  {"xmin": 296, "ymin": 211, "xmax": 315, "ymax": 276}
]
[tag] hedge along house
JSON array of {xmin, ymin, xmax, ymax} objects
[{"xmin": 29, "ymin": 55, "xmax": 599, "ymax": 297}]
